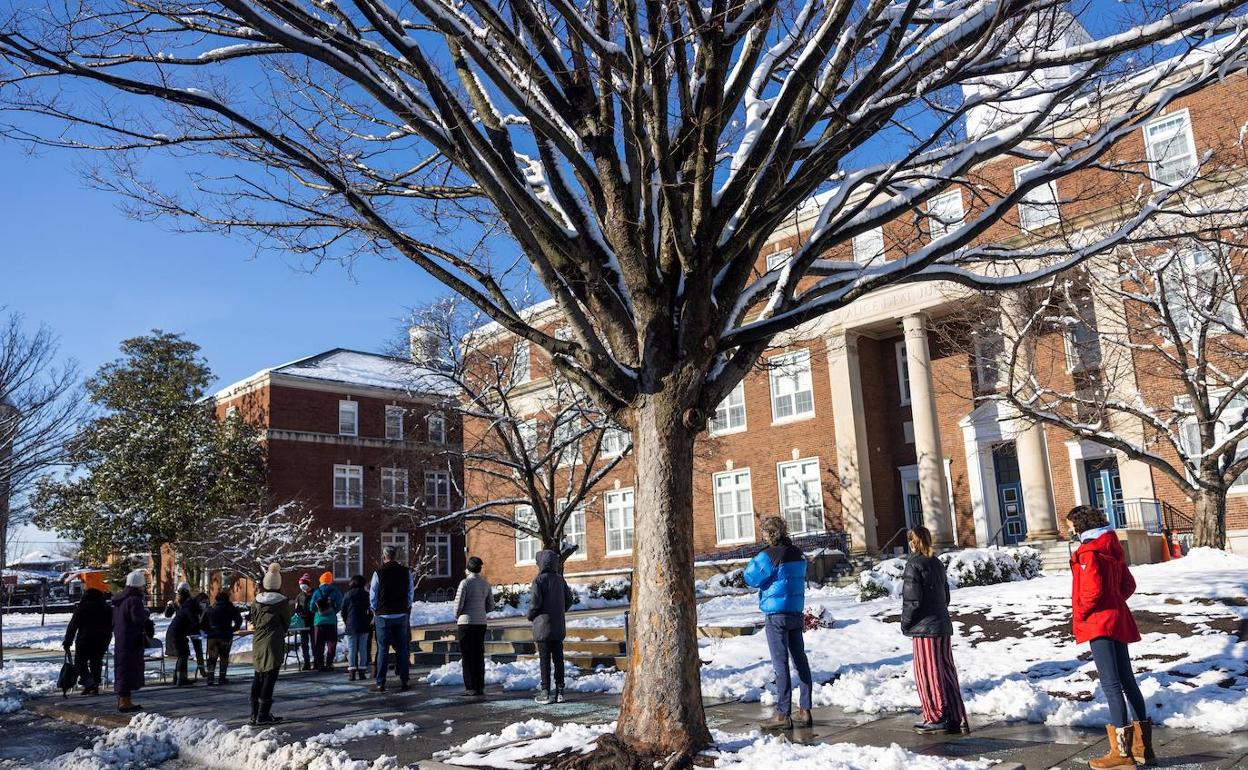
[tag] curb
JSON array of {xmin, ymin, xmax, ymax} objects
[
  {"xmin": 25, "ymin": 698, "xmax": 133, "ymax": 730},
  {"xmin": 416, "ymin": 761, "xmax": 468, "ymax": 769},
  {"xmin": 991, "ymin": 763, "xmax": 1025, "ymax": 770}
]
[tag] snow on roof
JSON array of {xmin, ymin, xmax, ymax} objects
[
  {"xmin": 212, "ymin": 348, "xmax": 456, "ymax": 399},
  {"xmin": 464, "ymin": 298, "xmax": 559, "ymax": 342},
  {"xmin": 13, "ymin": 550, "xmax": 74, "ymax": 566}
]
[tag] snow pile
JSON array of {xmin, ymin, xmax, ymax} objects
[
  {"xmin": 858, "ymin": 546, "xmax": 1043, "ymax": 601},
  {"xmin": 696, "ymin": 569, "xmax": 750, "ymax": 597},
  {"xmin": 0, "ymin": 659, "xmax": 61, "ymax": 711},
  {"xmin": 37, "ymin": 713, "xmax": 401, "ymax": 770},
  {"xmin": 424, "ymin": 657, "xmax": 623, "ymax": 693},
  {"xmin": 307, "ymin": 718, "xmax": 419, "ymax": 746},
  {"xmin": 440, "ymin": 720, "xmax": 611, "ymax": 768}
]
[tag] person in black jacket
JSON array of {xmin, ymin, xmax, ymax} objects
[
  {"xmin": 527, "ymin": 549, "xmax": 576, "ymax": 704},
  {"xmin": 900, "ymin": 526, "xmax": 969, "ymax": 735},
  {"xmin": 164, "ymin": 585, "xmax": 202, "ymax": 686},
  {"xmin": 203, "ymin": 590, "xmax": 244, "ymax": 685},
  {"xmin": 62, "ymin": 588, "xmax": 113, "ymax": 695},
  {"xmin": 340, "ymin": 575, "xmax": 373, "ymax": 681}
]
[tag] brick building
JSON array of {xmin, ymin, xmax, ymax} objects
[
  {"xmin": 212, "ymin": 349, "xmax": 464, "ymax": 596},
  {"xmin": 463, "ymin": 59, "xmax": 1248, "ymax": 585}
]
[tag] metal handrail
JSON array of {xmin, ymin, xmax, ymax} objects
[{"xmin": 876, "ymin": 527, "xmax": 911, "ymax": 556}]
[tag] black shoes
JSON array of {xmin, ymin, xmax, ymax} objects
[
  {"xmin": 370, "ymin": 683, "xmax": 386, "ymax": 693},
  {"xmin": 914, "ymin": 720, "xmax": 971, "ymax": 735}
]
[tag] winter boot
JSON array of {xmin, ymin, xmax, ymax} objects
[
  {"xmin": 255, "ymin": 700, "xmax": 283, "ymax": 725},
  {"xmin": 759, "ymin": 711, "xmax": 793, "ymax": 732},
  {"xmin": 249, "ymin": 697, "xmax": 260, "ymax": 725},
  {"xmin": 1089, "ymin": 724, "xmax": 1137, "ymax": 770},
  {"xmin": 534, "ymin": 689, "xmax": 551, "ymax": 704},
  {"xmin": 914, "ymin": 720, "xmax": 950, "ymax": 735},
  {"xmin": 1131, "ymin": 720, "xmax": 1156, "ymax": 766},
  {"xmin": 117, "ymin": 696, "xmax": 142, "ymax": 713},
  {"xmin": 794, "ymin": 709, "xmax": 813, "ymax": 728},
  {"xmin": 555, "ymin": 689, "xmax": 565, "ymax": 703}
]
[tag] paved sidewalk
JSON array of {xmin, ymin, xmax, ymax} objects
[{"xmin": 12, "ymin": 662, "xmax": 1248, "ymax": 768}]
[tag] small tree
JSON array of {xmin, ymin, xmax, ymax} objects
[{"xmin": 31, "ymin": 332, "xmax": 266, "ymax": 601}]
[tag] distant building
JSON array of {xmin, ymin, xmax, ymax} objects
[{"xmin": 212, "ymin": 349, "xmax": 464, "ymax": 597}]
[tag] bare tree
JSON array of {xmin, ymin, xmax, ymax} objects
[
  {"xmin": 0, "ymin": 309, "xmax": 85, "ymax": 669},
  {"xmin": 3, "ymin": 0, "xmax": 1248, "ymax": 758},
  {"xmin": 399, "ymin": 296, "xmax": 631, "ymax": 563}
]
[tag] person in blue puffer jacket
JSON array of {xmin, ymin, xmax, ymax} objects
[{"xmin": 743, "ymin": 516, "xmax": 812, "ymax": 732}]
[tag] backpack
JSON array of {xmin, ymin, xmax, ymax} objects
[
  {"xmin": 57, "ymin": 651, "xmax": 77, "ymax": 697},
  {"xmin": 315, "ymin": 595, "xmax": 333, "ymax": 613}
]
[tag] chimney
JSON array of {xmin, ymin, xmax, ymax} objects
[{"xmin": 409, "ymin": 326, "xmax": 440, "ymax": 367}]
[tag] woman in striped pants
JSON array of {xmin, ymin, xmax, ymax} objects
[{"xmin": 901, "ymin": 526, "xmax": 969, "ymax": 735}]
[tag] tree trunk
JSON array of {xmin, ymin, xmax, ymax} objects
[
  {"xmin": 614, "ymin": 389, "xmax": 712, "ymax": 758},
  {"xmin": 1192, "ymin": 488, "xmax": 1227, "ymax": 549}
]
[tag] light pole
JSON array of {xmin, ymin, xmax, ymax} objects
[{"xmin": 0, "ymin": 400, "xmax": 19, "ymax": 670}]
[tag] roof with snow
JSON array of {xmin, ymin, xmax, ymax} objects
[
  {"xmin": 214, "ymin": 348, "xmax": 455, "ymax": 399},
  {"xmin": 12, "ymin": 550, "xmax": 75, "ymax": 568}
]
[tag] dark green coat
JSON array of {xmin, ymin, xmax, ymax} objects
[{"xmin": 250, "ymin": 590, "xmax": 293, "ymax": 672}]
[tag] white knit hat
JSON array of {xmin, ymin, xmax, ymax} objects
[
  {"xmin": 126, "ymin": 570, "xmax": 146, "ymax": 588},
  {"xmin": 262, "ymin": 563, "xmax": 282, "ymax": 591}
]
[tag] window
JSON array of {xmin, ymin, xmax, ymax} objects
[
  {"xmin": 778, "ymin": 458, "xmax": 825, "ymax": 535},
  {"xmin": 554, "ymin": 325, "xmax": 574, "ymax": 341},
  {"xmin": 852, "ymin": 227, "xmax": 885, "ymax": 264},
  {"xmin": 515, "ymin": 504, "xmax": 539, "ymax": 564},
  {"xmin": 512, "ymin": 341, "xmax": 531, "ymax": 384},
  {"xmin": 926, "ymin": 191, "xmax": 964, "ymax": 241},
  {"xmin": 769, "ymin": 349, "xmax": 814, "ymax": 421},
  {"xmin": 424, "ymin": 470, "xmax": 451, "ymax": 510},
  {"xmin": 425, "ymin": 533, "xmax": 452, "ymax": 578},
  {"xmin": 333, "ymin": 464, "xmax": 363, "ymax": 508},
  {"xmin": 380, "ymin": 467, "xmax": 409, "ymax": 507},
  {"xmin": 972, "ymin": 328, "xmax": 1004, "ymax": 392},
  {"xmin": 563, "ymin": 506, "xmax": 587, "ymax": 558},
  {"xmin": 517, "ymin": 419, "xmax": 539, "ymax": 457},
  {"xmin": 1063, "ymin": 298, "xmax": 1102, "ymax": 373},
  {"xmin": 1163, "ymin": 244, "xmax": 1238, "ymax": 340},
  {"xmin": 604, "ymin": 488, "xmax": 635, "ymax": 554},
  {"xmin": 381, "ymin": 531, "xmax": 410, "ymax": 565},
  {"xmin": 1014, "ymin": 164, "xmax": 1060, "ymax": 231},
  {"xmin": 895, "ymin": 341, "xmax": 912, "ymax": 406},
  {"xmin": 333, "ymin": 532, "xmax": 364, "ymax": 580},
  {"xmin": 427, "ymin": 412, "xmax": 447, "ymax": 444},
  {"xmin": 1178, "ymin": 392, "xmax": 1248, "ymax": 490},
  {"xmin": 385, "ymin": 405, "xmax": 404, "ymax": 440},
  {"xmin": 1144, "ymin": 111, "xmax": 1197, "ymax": 188},
  {"xmin": 713, "ymin": 469, "xmax": 755, "ymax": 544},
  {"xmin": 225, "ymin": 405, "xmax": 239, "ymax": 421},
  {"xmin": 709, "ymin": 381, "xmax": 747, "ymax": 435},
  {"xmin": 766, "ymin": 249, "xmax": 792, "ymax": 271},
  {"xmin": 601, "ymin": 424, "xmax": 630, "ymax": 456},
  {"xmin": 338, "ymin": 400, "xmax": 358, "ymax": 436},
  {"xmin": 554, "ymin": 419, "xmax": 581, "ymax": 466}
]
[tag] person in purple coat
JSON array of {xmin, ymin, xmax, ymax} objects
[{"xmin": 111, "ymin": 569, "xmax": 154, "ymax": 713}]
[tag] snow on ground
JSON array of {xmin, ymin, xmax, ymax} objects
[
  {"xmin": 424, "ymin": 657, "xmax": 623, "ymax": 693},
  {"xmin": 437, "ymin": 720, "xmax": 993, "ymax": 769},
  {"xmin": 0, "ymin": 659, "xmax": 61, "ymax": 711},
  {"xmin": 410, "ymin": 590, "xmax": 629, "ymax": 627}
]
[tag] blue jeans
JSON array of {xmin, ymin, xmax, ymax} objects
[
  {"xmin": 1090, "ymin": 637, "xmax": 1146, "ymax": 728},
  {"xmin": 764, "ymin": 613, "xmax": 812, "ymax": 715},
  {"xmin": 347, "ymin": 633, "xmax": 369, "ymax": 671},
  {"xmin": 374, "ymin": 616, "xmax": 410, "ymax": 685}
]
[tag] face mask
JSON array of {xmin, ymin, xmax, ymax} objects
[{"xmin": 300, "ymin": 584, "xmax": 310, "ymax": 593}]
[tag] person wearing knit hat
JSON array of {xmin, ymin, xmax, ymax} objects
[
  {"xmin": 293, "ymin": 573, "xmax": 315, "ymax": 670},
  {"xmin": 164, "ymin": 582, "xmax": 203, "ymax": 686},
  {"xmin": 125, "ymin": 570, "xmax": 146, "ymax": 588},
  {"xmin": 249, "ymin": 563, "xmax": 293, "ymax": 725},
  {"xmin": 310, "ymin": 572, "xmax": 343, "ymax": 672},
  {"xmin": 111, "ymin": 569, "xmax": 153, "ymax": 712}
]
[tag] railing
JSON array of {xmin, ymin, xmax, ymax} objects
[
  {"xmin": 876, "ymin": 527, "xmax": 911, "ymax": 556},
  {"xmin": 692, "ymin": 530, "xmax": 850, "ymax": 564}
]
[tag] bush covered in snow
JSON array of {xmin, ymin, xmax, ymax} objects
[
  {"xmin": 857, "ymin": 546, "xmax": 1043, "ymax": 601},
  {"xmin": 586, "ymin": 576, "xmax": 631, "ymax": 601},
  {"xmin": 697, "ymin": 568, "xmax": 749, "ymax": 596},
  {"xmin": 492, "ymin": 583, "xmax": 527, "ymax": 608}
]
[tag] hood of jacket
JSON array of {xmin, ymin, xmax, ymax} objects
[
  {"xmin": 254, "ymin": 590, "xmax": 287, "ymax": 606},
  {"xmin": 535, "ymin": 549, "xmax": 559, "ymax": 574},
  {"xmin": 111, "ymin": 585, "xmax": 144, "ymax": 607},
  {"xmin": 1078, "ymin": 529, "xmax": 1124, "ymax": 558}
]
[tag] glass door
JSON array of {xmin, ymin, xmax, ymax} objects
[{"xmin": 1085, "ymin": 457, "xmax": 1125, "ymax": 528}]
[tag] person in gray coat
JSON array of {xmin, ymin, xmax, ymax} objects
[
  {"xmin": 454, "ymin": 556, "xmax": 495, "ymax": 697},
  {"xmin": 527, "ymin": 550, "xmax": 576, "ymax": 704}
]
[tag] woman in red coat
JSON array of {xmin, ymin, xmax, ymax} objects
[{"xmin": 1066, "ymin": 505, "xmax": 1153, "ymax": 769}]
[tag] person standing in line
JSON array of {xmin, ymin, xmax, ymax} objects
[
  {"xmin": 743, "ymin": 516, "xmax": 813, "ymax": 732},
  {"xmin": 164, "ymin": 583, "xmax": 202, "ymax": 686},
  {"xmin": 250, "ymin": 563, "xmax": 293, "ymax": 725},
  {"xmin": 340, "ymin": 574, "xmax": 373, "ymax": 681},
  {"xmin": 62, "ymin": 587, "xmax": 113, "ymax": 696},
  {"xmin": 192, "ymin": 591, "xmax": 210, "ymax": 680},
  {"xmin": 454, "ymin": 556, "xmax": 495, "ymax": 697},
  {"xmin": 369, "ymin": 545, "xmax": 413, "ymax": 692},
  {"xmin": 203, "ymin": 589, "xmax": 244, "ymax": 685},
  {"xmin": 1067, "ymin": 505, "xmax": 1153, "ymax": 769},
  {"xmin": 293, "ymin": 574, "xmax": 315, "ymax": 671},
  {"xmin": 528, "ymin": 549, "xmax": 575, "ymax": 705},
  {"xmin": 111, "ymin": 570, "xmax": 153, "ymax": 713},
  {"xmin": 901, "ymin": 526, "xmax": 970, "ymax": 736},
  {"xmin": 310, "ymin": 571, "xmax": 343, "ymax": 672}
]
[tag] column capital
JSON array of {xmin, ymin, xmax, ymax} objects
[{"xmin": 901, "ymin": 312, "xmax": 930, "ymax": 339}]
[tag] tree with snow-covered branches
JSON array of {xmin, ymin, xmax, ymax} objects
[{"xmin": 5, "ymin": 0, "xmax": 1248, "ymax": 758}]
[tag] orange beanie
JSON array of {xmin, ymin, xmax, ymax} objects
[{"xmin": 319, "ymin": 571, "xmax": 333, "ymax": 585}]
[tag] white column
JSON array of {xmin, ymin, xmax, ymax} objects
[
  {"xmin": 828, "ymin": 332, "xmax": 877, "ymax": 553},
  {"xmin": 902, "ymin": 314, "xmax": 954, "ymax": 545}
]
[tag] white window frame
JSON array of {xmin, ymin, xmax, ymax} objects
[
  {"xmin": 424, "ymin": 470, "xmax": 451, "ymax": 510},
  {"xmin": 604, "ymin": 488, "xmax": 635, "ymax": 556},
  {"xmin": 600, "ymin": 424, "xmax": 630, "ymax": 457},
  {"xmin": 333, "ymin": 532, "xmax": 364, "ymax": 580},
  {"xmin": 385, "ymin": 405, "xmax": 405, "ymax": 440},
  {"xmin": 1013, "ymin": 163, "xmax": 1060, "ymax": 231},
  {"xmin": 768, "ymin": 349, "xmax": 815, "ymax": 423},
  {"xmin": 895, "ymin": 341, "xmax": 912, "ymax": 406},
  {"xmin": 562, "ymin": 506, "xmax": 588, "ymax": 560},
  {"xmin": 512, "ymin": 341, "xmax": 531, "ymax": 384},
  {"xmin": 765, "ymin": 248, "xmax": 792, "ymax": 272},
  {"xmin": 1144, "ymin": 109, "xmax": 1198, "ymax": 190},
  {"xmin": 427, "ymin": 412, "xmax": 447, "ymax": 444},
  {"xmin": 225, "ymin": 405, "xmax": 239, "ymax": 421},
  {"xmin": 713, "ymin": 468, "xmax": 755, "ymax": 545},
  {"xmin": 380, "ymin": 467, "xmax": 409, "ymax": 507},
  {"xmin": 333, "ymin": 464, "xmax": 363, "ymax": 508},
  {"xmin": 709, "ymin": 381, "xmax": 747, "ymax": 436},
  {"xmin": 1177, "ymin": 391, "xmax": 1248, "ymax": 492},
  {"xmin": 381, "ymin": 531, "xmax": 410, "ymax": 565},
  {"xmin": 553, "ymin": 418, "xmax": 582, "ymax": 466},
  {"xmin": 972, "ymin": 328, "xmax": 1004, "ymax": 392},
  {"xmin": 515, "ymin": 504, "xmax": 539, "ymax": 565},
  {"xmin": 1163, "ymin": 244, "xmax": 1239, "ymax": 342},
  {"xmin": 1062, "ymin": 299, "xmax": 1102, "ymax": 374},
  {"xmin": 338, "ymin": 400, "xmax": 358, "ymax": 436},
  {"xmin": 424, "ymin": 533, "xmax": 452, "ymax": 578},
  {"xmin": 852, "ymin": 227, "xmax": 885, "ymax": 264},
  {"xmin": 777, "ymin": 458, "xmax": 825, "ymax": 535},
  {"xmin": 926, "ymin": 190, "xmax": 964, "ymax": 241}
]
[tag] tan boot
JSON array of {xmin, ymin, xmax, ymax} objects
[
  {"xmin": 1131, "ymin": 719, "xmax": 1156, "ymax": 766},
  {"xmin": 116, "ymin": 695, "xmax": 142, "ymax": 713},
  {"xmin": 794, "ymin": 708, "xmax": 813, "ymax": 727},
  {"xmin": 759, "ymin": 711, "xmax": 792, "ymax": 732},
  {"xmin": 1089, "ymin": 724, "xmax": 1137, "ymax": 769}
]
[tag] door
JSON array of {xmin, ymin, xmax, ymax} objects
[
  {"xmin": 903, "ymin": 477, "xmax": 924, "ymax": 529},
  {"xmin": 1085, "ymin": 457, "xmax": 1125, "ymax": 527},
  {"xmin": 992, "ymin": 443, "xmax": 1028, "ymax": 545}
]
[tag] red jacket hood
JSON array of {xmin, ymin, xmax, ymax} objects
[{"xmin": 1078, "ymin": 530, "xmax": 1124, "ymax": 559}]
